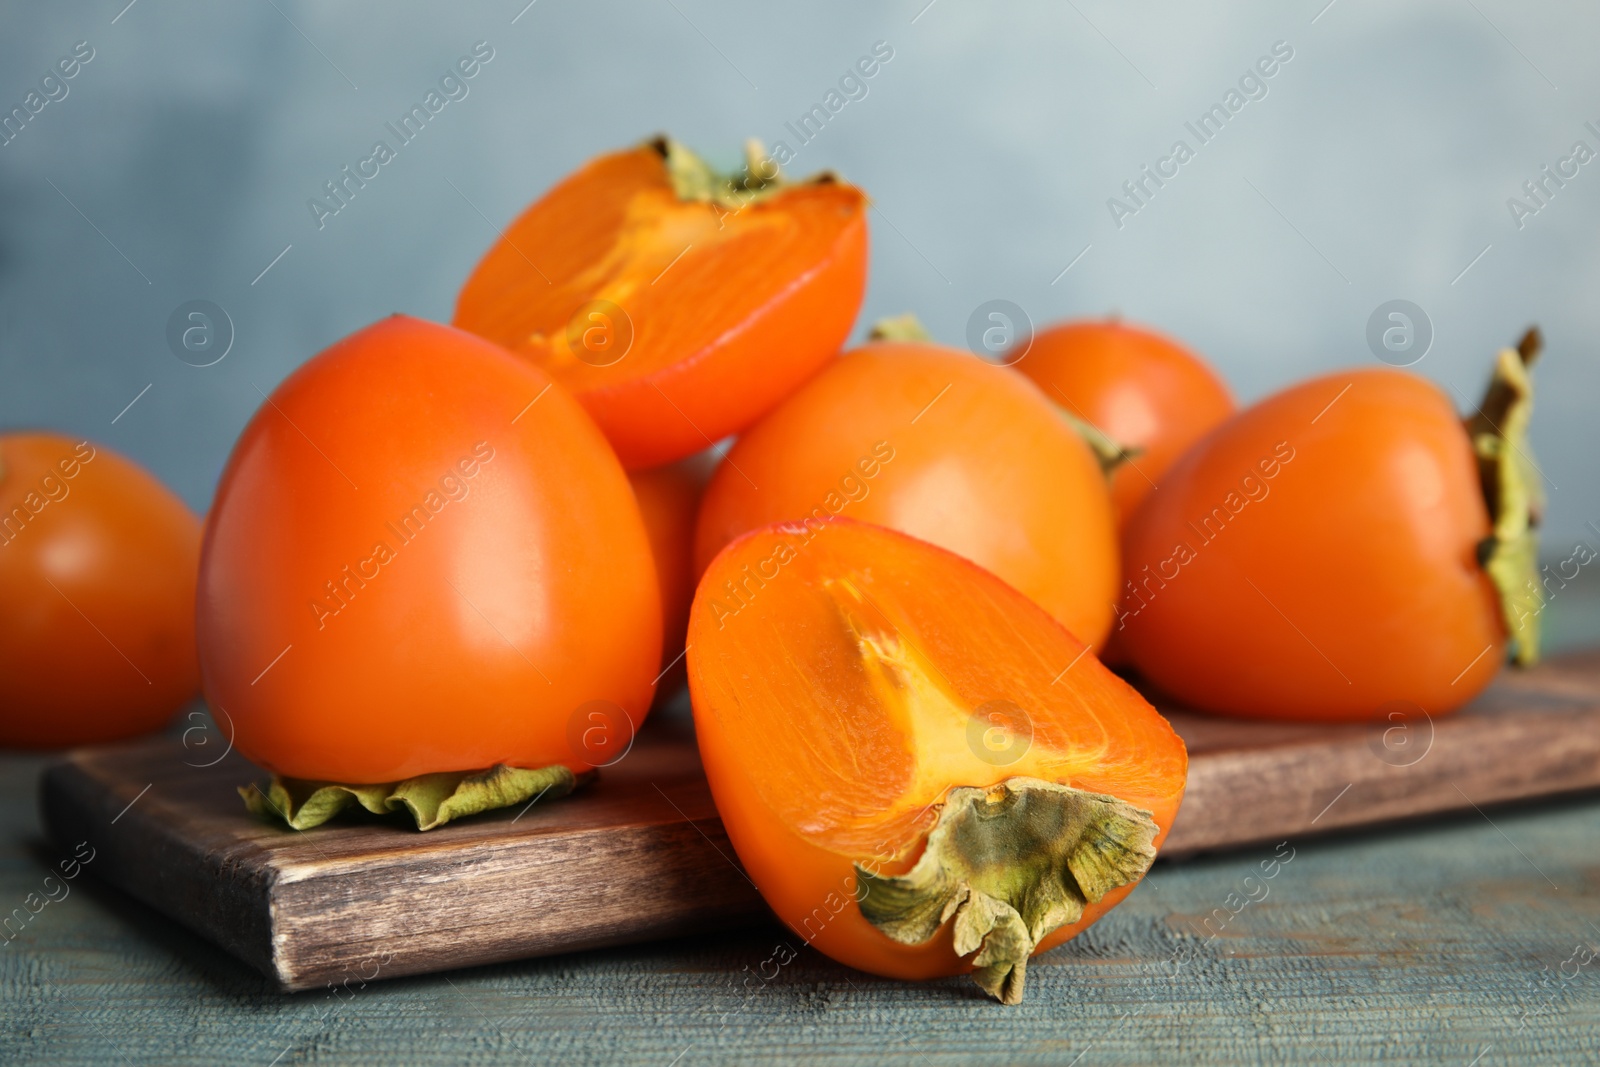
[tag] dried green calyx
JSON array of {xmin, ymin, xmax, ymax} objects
[
  {"xmin": 241, "ymin": 762, "xmax": 588, "ymax": 831},
  {"xmin": 1468, "ymin": 327, "xmax": 1543, "ymax": 666},
  {"xmin": 866, "ymin": 314, "xmax": 1142, "ymax": 478},
  {"xmin": 855, "ymin": 777, "xmax": 1160, "ymax": 1005},
  {"xmin": 653, "ymin": 136, "xmax": 816, "ymax": 210},
  {"xmin": 868, "ymin": 313, "xmax": 933, "ymax": 344},
  {"xmin": 1056, "ymin": 410, "xmax": 1144, "ymax": 480}
]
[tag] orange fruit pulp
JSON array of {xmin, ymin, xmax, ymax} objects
[{"xmin": 689, "ymin": 518, "xmax": 1186, "ymax": 1003}]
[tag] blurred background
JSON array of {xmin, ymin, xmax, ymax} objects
[{"xmin": 1, "ymin": 0, "xmax": 1595, "ymax": 548}]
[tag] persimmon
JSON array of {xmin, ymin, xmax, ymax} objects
[
  {"xmin": 694, "ymin": 328, "xmax": 1119, "ymax": 650},
  {"xmin": 199, "ymin": 316, "xmax": 661, "ymax": 814},
  {"xmin": 1117, "ymin": 331, "xmax": 1542, "ymax": 722},
  {"xmin": 688, "ymin": 517, "xmax": 1186, "ymax": 1003},
  {"xmin": 453, "ymin": 138, "xmax": 868, "ymax": 470},
  {"xmin": 0, "ymin": 434, "xmax": 201, "ymax": 747},
  {"xmin": 1013, "ymin": 317, "xmax": 1235, "ymax": 527},
  {"xmin": 628, "ymin": 450, "xmax": 715, "ymax": 682}
]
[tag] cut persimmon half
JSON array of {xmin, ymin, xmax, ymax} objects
[
  {"xmin": 687, "ymin": 517, "xmax": 1187, "ymax": 1004},
  {"xmin": 453, "ymin": 138, "xmax": 869, "ymax": 469}
]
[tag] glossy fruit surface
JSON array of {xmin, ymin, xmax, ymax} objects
[
  {"xmin": 198, "ymin": 315, "xmax": 661, "ymax": 782},
  {"xmin": 1015, "ymin": 318, "xmax": 1235, "ymax": 527},
  {"xmin": 453, "ymin": 139, "xmax": 869, "ymax": 469},
  {"xmin": 694, "ymin": 337, "xmax": 1120, "ymax": 646},
  {"xmin": 0, "ymin": 434, "xmax": 201, "ymax": 747},
  {"xmin": 629, "ymin": 450, "xmax": 715, "ymax": 674},
  {"xmin": 694, "ymin": 340, "xmax": 1119, "ymax": 650},
  {"xmin": 1118, "ymin": 367, "xmax": 1506, "ymax": 721},
  {"xmin": 689, "ymin": 518, "xmax": 1186, "ymax": 1000}
]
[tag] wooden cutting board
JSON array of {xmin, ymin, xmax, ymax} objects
[{"xmin": 39, "ymin": 650, "xmax": 1600, "ymax": 993}]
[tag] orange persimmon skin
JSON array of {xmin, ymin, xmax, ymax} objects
[
  {"xmin": 453, "ymin": 143, "xmax": 869, "ymax": 469},
  {"xmin": 689, "ymin": 518, "xmax": 1185, "ymax": 982},
  {"xmin": 198, "ymin": 316, "xmax": 661, "ymax": 782},
  {"xmin": 694, "ymin": 342, "xmax": 1119, "ymax": 650},
  {"xmin": 0, "ymin": 434, "xmax": 201, "ymax": 747},
  {"xmin": 1015, "ymin": 319, "xmax": 1235, "ymax": 528},
  {"xmin": 1118, "ymin": 368, "xmax": 1504, "ymax": 722},
  {"xmin": 629, "ymin": 451, "xmax": 715, "ymax": 674}
]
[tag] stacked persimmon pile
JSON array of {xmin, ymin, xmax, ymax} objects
[{"xmin": 0, "ymin": 139, "xmax": 1542, "ymax": 1004}]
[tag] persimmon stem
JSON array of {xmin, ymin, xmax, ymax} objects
[
  {"xmin": 652, "ymin": 137, "xmax": 806, "ymax": 209},
  {"xmin": 1055, "ymin": 410, "xmax": 1145, "ymax": 480},
  {"xmin": 861, "ymin": 314, "xmax": 1143, "ymax": 479},
  {"xmin": 1467, "ymin": 327, "xmax": 1543, "ymax": 666},
  {"xmin": 241, "ymin": 763, "xmax": 590, "ymax": 831},
  {"xmin": 868, "ymin": 314, "xmax": 932, "ymax": 344},
  {"xmin": 855, "ymin": 778, "xmax": 1159, "ymax": 1005}
]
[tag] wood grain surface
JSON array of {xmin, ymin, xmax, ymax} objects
[
  {"xmin": 1166, "ymin": 647, "xmax": 1600, "ymax": 852},
  {"xmin": 7, "ymin": 714, "xmax": 1600, "ymax": 1062},
  {"xmin": 6, "ymin": 740, "xmax": 1599, "ymax": 1065},
  {"xmin": 33, "ymin": 651, "xmax": 1600, "ymax": 997},
  {"xmin": 38, "ymin": 711, "xmax": 763, "ymax": 993}
]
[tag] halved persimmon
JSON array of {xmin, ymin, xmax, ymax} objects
[
  {"xmin": 694, "ymin": 328, "xmax": 1119, "ymax": 651},
  {"xmin": 453, "ymin": 138, "xmax": 868, "ymax": 469},
  {"xmin": 1013, "ymin": 317, "xmax": 1235, "ymax": 528},
  {"xmin": 688, "ymin": 517, "xmax": 1186, "ymax": 1003}
]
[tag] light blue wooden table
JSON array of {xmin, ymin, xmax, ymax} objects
[{"xmin": 4, "ymin": 591, "xmax": 1599, "ymax": 1065}]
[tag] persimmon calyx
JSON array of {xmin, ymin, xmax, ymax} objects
[
  {"xmin": 854, "ymin": 777, "xmax": 1159, "ymax": 1005},
  {"xmin": 240, "ymin": 763, "xmax": 591, "ymax": 831},
  {"xmin": 1055, "ymin": 410, "xmax": 1145, "ymax": 480},
  {"xmin": 868, "ymin": 314, "xmax": 933, "ymax": 344},
  {"xmin": 1467, "ymin": 327, "xmax": 1543, "ymax": 666},
  {"xmin": 651, "ymin": 136, "xmax": 821, "ymax": 210}
]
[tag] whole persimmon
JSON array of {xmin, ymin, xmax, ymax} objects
[
  {"xmin": 629, "ymin": 450, "xmax": 715, "ymax": 683},
  {"xmin": 1117, "ymin": 332, "xmax": 1541, "ymax": 721},
  {"xmin": 689, "ymin": 517, "xmax": 1186, "ymax": 1004},
  {"xmin": 1013, "ymin": 317, "xmax": 1235, "ymax": 527},
  {"xmin": 0, "ymin": 434, "xmax": 200, "ymax": 747},
  {"xmin": 198, "ymin": 315, "xmax": 661, "ymax": 788},
  {"xmin": 454, "ymin": 138, "xmax": 868, "ymax": 469},
  {"xmin": 694, "ymin": 332, "xmax": 1119, "ymax": 650}
]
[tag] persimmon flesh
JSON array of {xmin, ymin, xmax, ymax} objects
[
  {"xmin": 453, "ymin": 139, "xmax": 868, "ymax": 469},
  {"xmin": 689, "ymin": 518, "xmax": 1186, "ymax": 1003}
]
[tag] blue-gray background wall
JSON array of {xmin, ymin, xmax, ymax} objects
[{"xmin": 1, "ymin": 0, "xmax": 1595, "ymax": 548}]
